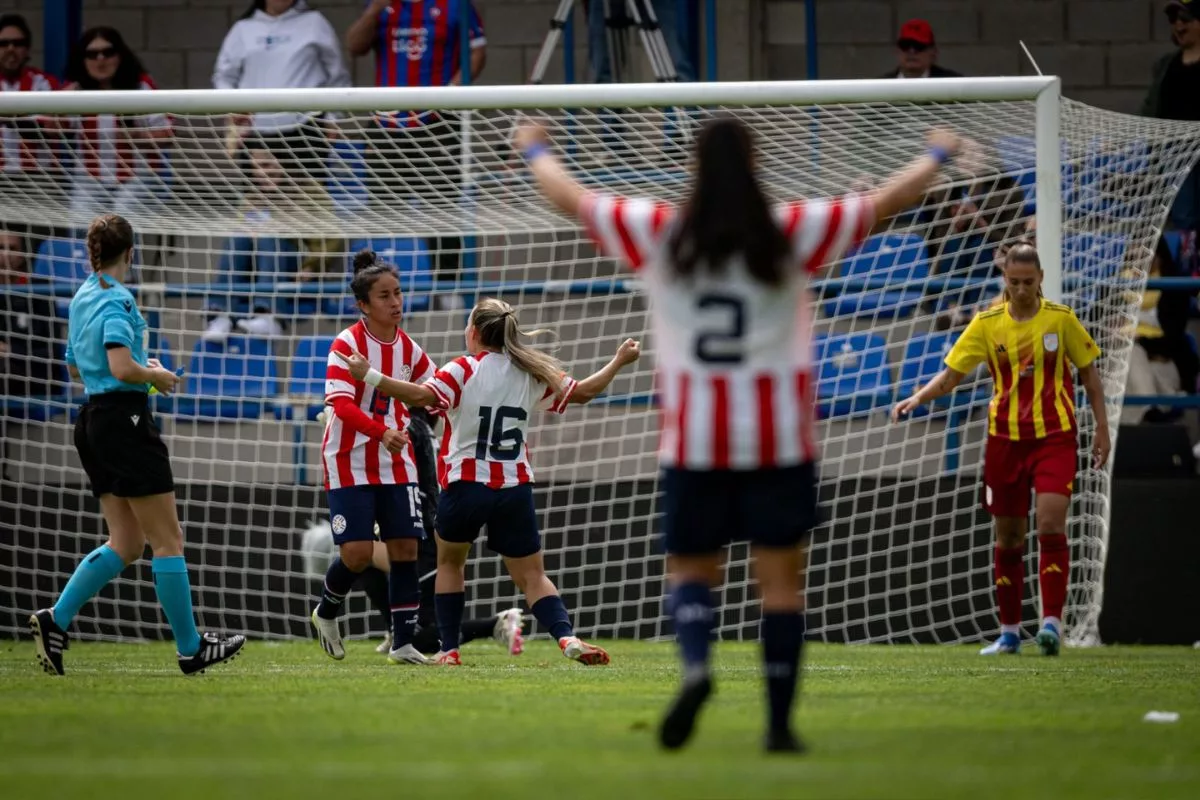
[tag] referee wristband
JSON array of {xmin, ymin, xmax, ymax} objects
[
  {"xmin": 522, "ymin": 142, "xmax": 551, "ymax": 162},
  {"xmin": 364, "ymin": 368, "xmax": 384, "ymax": 387},
  {"xmin": 928, "ymin": 145, "xmax": 951, "ymax": 166}
]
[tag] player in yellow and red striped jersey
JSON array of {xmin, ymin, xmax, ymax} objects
[{"xmin": 893, "ymin": 242, "xmax": 1111, "ymax": 656}]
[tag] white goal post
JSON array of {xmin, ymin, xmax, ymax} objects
[{"xmin": 1, "ymin": 77, "xmax": 1198, "ymax": 648}]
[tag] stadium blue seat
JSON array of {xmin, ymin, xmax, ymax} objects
[
  {"xmin": 1163, "ymin": 230, "xmax": 1183, "ymax": 263},
  {"xmin": 815, "ymin": 332, "xmax": 893, "ymax": 418},
  {"xmin": 327, "ymin": 140, "xmax": 369, "ymax": 213},
  {"xmin": 897, "ymin": 331, "xmax": 992, "ymax": 418},
  {"xmin": 215, "ymin": 236, "xmax": 308, "ymax": 315},
  {"xmin": 172, "ymin": 336, "xmax": 278, "ymax": 420},
  {"xmin": 824, "ymin": 233, "xmax": 928, "ymax": 319},
  {"xmin": 275, "ymin": 335, "xmax": 335, "ymax": 421},
  {"xmin": 1063, "ymin": 232, "xmax": 1126, "ymax": 316},
  {"xmin": 34, "ymin": 238, "xmax": 91, "ymax": 317}
]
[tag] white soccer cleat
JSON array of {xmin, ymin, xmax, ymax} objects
[
  {"xmin": 433, "ymin": 649, "xmax": 462, "ymax": 666},
  {"xmin": 559, "ymin": 636, "xmax": 610, "ymax": 666},
  {"xmin": 375, "ymin": 632, "xmax": 393, "ymax": 655},
  {"xmin": 387, "ymin": 643, "xmax": 430, "ymax": 665},
  {"xmin": 310, "ymin": 608, "xmax": 345, "ymax": 660},
  {"xmin": 493, "ymin": 607, "xmax": 524, "ymax": 656}
]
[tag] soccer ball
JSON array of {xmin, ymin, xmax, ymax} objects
[{"xmin": 299, "ymin": 519, "xmax": 336, "ymax": 578}]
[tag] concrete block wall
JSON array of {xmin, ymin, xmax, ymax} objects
[{"xmin": 6, "ymin": 0, "xmax": 1171, "ymax": 110}]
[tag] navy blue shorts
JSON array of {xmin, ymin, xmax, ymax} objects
[
  {"xmin": 327, "ymin": 484, "xmax": 425, "ymax": 546},
  {"xmin": 436, "ymin": 481, "xmax": 540, "ymax": 559},
  {"xmin": 660, "ymin": 462, "xmax": 819, "ymax": 556}
]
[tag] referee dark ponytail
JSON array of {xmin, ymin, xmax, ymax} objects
[
  {"xmin": 669, "ymin": 117, "xmax": 790, "ymax": 287},
  {"xmin": 86, "ymin": 213, "xmax": 134, "ymax": 289},
  {"xmin": 350, "ymin": 249, "xmax": 398, "ymax": 305}
]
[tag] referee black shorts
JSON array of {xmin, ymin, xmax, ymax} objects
[
  {"xmin": 660, "ymin": 462, "xmax": 820, "ymax": 556},
  {"xmin": 74, "ymin": 391, "xmax": 175, "ymax": 499}
]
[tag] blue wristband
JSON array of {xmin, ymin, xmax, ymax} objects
[
  {"xmin": 522, "ymin": 142, "xmax": 551, "ymax": 162},
  {"xmin": 928, "ymin": 145, "xmax": 950, "ymax": 166}
]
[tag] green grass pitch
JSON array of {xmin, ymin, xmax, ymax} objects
[{"xmin": 1, "ymin": 638, "xmax": 1196, "ymax": 799}]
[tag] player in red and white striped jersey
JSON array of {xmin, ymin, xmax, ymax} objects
[
  {"xmin": 516, "ymin": 116, "xmax": 960, "ymax": 752},
  {"xmin": 310, "ymin": 251, "xmax": 436, "ymax": 666},
  {"xmin": 334, "ymin": 297, "xmax": 640, "ymax": 667}
]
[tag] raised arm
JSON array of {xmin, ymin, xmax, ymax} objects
[
  {"xmin": 347, "ymin": 0, "xmax": 389, "ymax": 58},
  {"xmin": 333, "ymin": 349, "xmax": 437, "ymax": 407},
  {"xmin": 1077, "ymin": 362, "xmax": 1111, "ymax": 468},
  {"xmin": 569, "ymin": 338, "xmax": 641, "ymax": 404},
  {"xmin": 513, "ymin": 121, "xmax": 587, "ymax": 218},
  {"xmin": 870, "ymin": 129, "xmax": 961, "ymax": 223}
]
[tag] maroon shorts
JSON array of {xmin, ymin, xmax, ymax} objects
[{"xmin": 982, "ymin": 433, "xmax": 1078, "ymax": 517}]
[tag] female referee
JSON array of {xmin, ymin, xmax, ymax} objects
[
  {"xmin": 310, "ymin": 250, "xmax": 438, "ymax": 666},
  {"xmin": 515, "ymin": 116, "xmax": 958, "ymax": 752},
  {"xmin": 334, "ymin": 297, "xmax": 640, "ymax": 667},
  {"xmin": 893, "ymin": 242, "xmax": 1110, "ymax": 657},
  {"xmin": 30, "ymin": 213, "xmax": 245, "ymax": 677}
]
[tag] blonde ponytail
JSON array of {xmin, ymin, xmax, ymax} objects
[{"xmin": 471, "ymin": 298, "xmax": 565, "ymax": 396}]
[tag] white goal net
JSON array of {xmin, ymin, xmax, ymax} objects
[{"xmin": 1, "ymin": 79, "xmax": 1198, "ymax": 647}]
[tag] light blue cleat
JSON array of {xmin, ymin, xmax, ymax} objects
[
  {"xmin": 979, "ymin": 632, "xmax": 1021, "ymax": 655},
  {"xmin": 1035, "ymin": 624, "xmax": 1061, "ymax": 656}
]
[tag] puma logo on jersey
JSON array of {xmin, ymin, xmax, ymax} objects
[{"xmin": 130, "ymin": 414, "xmax": 140, "ymax": 426}]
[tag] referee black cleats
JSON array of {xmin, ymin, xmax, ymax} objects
[
  {"xmin": 659, "ymin": 674, "xmax": 713, "ymax": 750},
  {"xmin": 178, "ymin": 631, "xmax": 246, "ymax": 676},
  {"xmin": 29, "ymin": 609, "xmax": 68, "ymax": 676}
]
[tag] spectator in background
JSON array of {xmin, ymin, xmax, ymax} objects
[
  {"xmin": 587, "ymin": 0, "xmax": 695, "ymax": 82},
  {"xmin": 63, "ymin": 27, "xmax": 172, "ymax": 229},
  {"xmin": 0, "ymin": 229, "xmax": 58, "ymax": 397},
  {"xmin": 1122, "ymin": 236, "xmax": 1199, "ymax": 424},
  {"xmin": 882, "ymin": 20, "xmax": 962, "ymax": 79},
  {"xmin": 215, "ymin": 0, "xmax": 350, "ymax": 183},
  {"xmin": 0, "ymin": 14, "xmax": 68, "ymax": 245},
  {"xmin": 345, "ymin": 0, "xmax": 487, "ymax": 295},
  {"xmin": 1142, "ymin": 1, "xmax": 1200, "ymax": 235}
]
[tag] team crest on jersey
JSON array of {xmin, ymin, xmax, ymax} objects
[
  {"xmin": 393, "ymin": 26, "xmax": 429, "ymax": 60},
  {"xmin": 1043, "ymin": 333, "xmax": 1059, "ymax": 352},
  {"xmin": 398, "ymin": 365, "xmax": 412, "ymax": 381},
  {"xmin": 331, "ymin": 514, "xmax": 347, "ymax": 536}
]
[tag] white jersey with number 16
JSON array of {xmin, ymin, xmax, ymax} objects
[{"xmin": 425, "ymin": 351, "xmax": 578, "ymax": 490}]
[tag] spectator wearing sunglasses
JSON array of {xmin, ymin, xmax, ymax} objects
[
  {"xmin": 882, "ymin": 19, "xmax": 962, "ymax": 79},
  {"xmin": 63, "ymin": 27, "xmax": 172, "ymax": 228},
  {"xmin": 1141, "ymin": 1, "xmax": 1200, "ymax": 233}
]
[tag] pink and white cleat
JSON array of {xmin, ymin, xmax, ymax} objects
[
  {"xmin": 433, "ymin": 649, "xmax": 462, "ymax": 666},
  {"xmin": 559, "ymin": 636, "xmax": 610, "ymax": 666},
  {"xmin": 493, "ymin": 608, "xmax": 524, "ymax": 656}
]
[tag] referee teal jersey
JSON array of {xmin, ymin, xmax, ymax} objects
[{"xmin": 66, "ymin": 273, "xmax": 148, "ymax": 396}]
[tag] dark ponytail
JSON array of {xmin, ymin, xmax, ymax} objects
[
  {"xmin": 668, "ymin": 116, "xmax": 790, "ymax": 287},
  {"xmin": 350, "ymin": 249, "xmax": 398, "ymax": 304},
  {"xmin": 86, "ymin": 213, "xmax": 135, "ymax": 289}
]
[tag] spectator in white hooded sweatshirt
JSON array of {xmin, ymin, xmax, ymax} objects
[{"xmin": 214, "ymin": 0, "xmax": 350, "ymax": 183}]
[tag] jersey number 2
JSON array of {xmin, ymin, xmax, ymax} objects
[
  {"xmin": 475, "ymin": 405, "xmax": 527, "ymax": 461},
  {"xmin": 694, "ymin": 294, "xmax": 746, "ymax": 364}
]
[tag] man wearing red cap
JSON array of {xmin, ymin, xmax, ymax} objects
[{"xmin": 883, "ymin": 19, "xmax": 963, "ymax": 79}]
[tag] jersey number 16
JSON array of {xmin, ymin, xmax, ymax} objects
[{"xmin": 475, "ymin": 405, "xmax": 527, "ymax": 461}]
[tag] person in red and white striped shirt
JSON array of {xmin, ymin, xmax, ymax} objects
[
  {"xmin": 63, "ymin": 27, "xmax": 172, "ymax": 227},
  {"xmin": 0, "ymin": 14, "xmax": 62, "ymax": 179},
  {"xmin": 334, "ymin": 296, "xmax": 640, "ymax": 667},
  {"xmin": 515, "ymin": 115, "xmax": 960, "ymax": 753},
  {"xmin": 309, "ymin": 250, "xmax": 436, "ymax": 667}
]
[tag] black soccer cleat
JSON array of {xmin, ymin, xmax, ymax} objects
[
  {"xmin": 29, "ymin": 609, "xmax": 68, "ymax": 676},
  {"xmin": 659, "ymin": 675, "xmax": 713, "ymax": 750},
  {"xmin": 178, "ymin": 631, "xmax": 246, "ymax": 676},
  {"xmin": 764, "ymin": 729, "xmax": 807, "ymax": 754}
]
